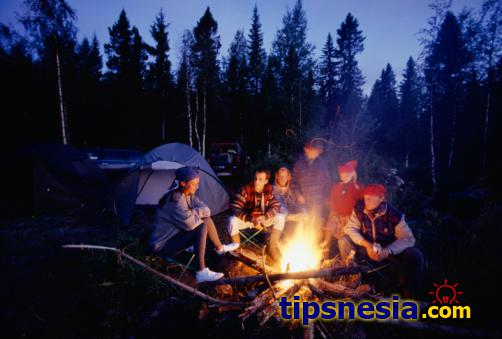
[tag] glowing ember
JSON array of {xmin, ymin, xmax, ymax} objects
[{"xmin": 280, "ymin": 220, "xmax": 323, "ymax": 273}]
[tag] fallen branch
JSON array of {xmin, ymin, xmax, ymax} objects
[
  {"xmin": 204, "ymin": 265, "xmax": 368, "ymax": 286},
  {"xmin": 229, "ymin": 248, "xmax": 278, "ymax": 274},
  {"xmin": 63, "ymin": 244, "xmax": 247, "ymax": 307}
]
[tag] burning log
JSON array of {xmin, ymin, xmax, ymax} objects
[
  {"xmin": 257, "ymin": 283, "xmax": 309, "ymax": 326},
  {"xmin": 204, "ymin": 265, "xmax": 367, "ymax": 286},
  {"xmin": 239, "ymin": 282, "xmax": 298, "ymax": 321},
  {"xmin": 310, "ymin": 279, "xmax": 373, "ymax": 299}
]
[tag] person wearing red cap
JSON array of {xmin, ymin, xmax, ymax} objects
[
  {"xmin": 323, "ymin": 160, "xmax": 364, "ymax": 255},
  {"xmin": 341, "ymin": 184, "xmax": 424, "ymax": 298}
]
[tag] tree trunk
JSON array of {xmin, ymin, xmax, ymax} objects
[
  {"xmin": 448, "ymin": 92, "xmax": 457, "ymax": 171},
  {"xmin": 298, "ymin": 83, "xmax": 302, "ymax": 131},
  {"xmin": 56, "ymin": 50, "xmax": 68, "ymax": 145},
  {"xmin": 429, "ymin": 87, "xmax": 437, "ymax": 190},
  {"xmin": 185, "ymin": 66, "xmax": 193, "ymax": 148},
  {"xmin": 203, "ymin": 79, "xmax": 207, "ymax": 158},
  {"xmin": 482, "ymin": 89, "xmax": 491, "ymax": 171},
  {"xmin": 195, "ymin": 87, "xmax": 201, "ymax": 152}
]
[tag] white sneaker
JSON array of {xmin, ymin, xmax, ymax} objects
[
  {"xmin": 215, "ymin": 242, "xmax": 240, "ymax": 255},
  {"xmin": 195, "ymin": 267, "xmax": 224, "ymax": 283}
]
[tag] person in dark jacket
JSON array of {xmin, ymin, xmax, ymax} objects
[
  {"xmin": 341, "ymin": 184, "xmax": 424, "ymax": 298},
  {"xmin": 150, "ymin": 166, "xmax": 238, "ymax": 283},
  {"xmin": 290, "ymin": 138, "xmax": 331, "ymax": 229}
]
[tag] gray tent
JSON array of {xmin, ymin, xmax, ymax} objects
[{"xmin": 135, "ymin": 143, "xmax": 230, "ymax": 215}]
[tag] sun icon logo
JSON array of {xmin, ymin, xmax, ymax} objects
[{"xmin": 428, "ymin": 279, "xmax": 464, "ymax": 305}]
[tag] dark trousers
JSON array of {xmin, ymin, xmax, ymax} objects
[
  {"xmin": 157, "ymin": 222, "xmax": 207, "ymax": 271},
  {"xmin": 339, "ymin": 236, "xmax": 424, "ymax": 298},
  {"xmin": 363, "ymin": 247, "xmax": 424, "ymax": 299}
]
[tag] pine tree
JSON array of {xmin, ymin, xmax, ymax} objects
[
  {"xmin": 424, "ymin": 11, "xmax": 471, "ymax": 190},
  {"xmin": 399, "ymin": 57, "xmax": 423, "ymax": 169},
  {"xmin": 104, "ymin": 10, "xmax": 146, "ymax": 147},
  {"xmin": 334, "ymin": 13, "xmax": 365, "ymax": 144},
  {"xmin": 104, "ymin": 9, "xmax": 132, "ymax": 81},
  {"xmin": 192, "ymin": 7, "xmax": 221, "ymax": 156},
  {"xmin": 130, "ymin": 27, "xmax": 147, "ymax": 91},
  {"xmin": 247, "ymin": 5, "xmax": 266, "ymax": 96},
  {"xmin": 74, "ymin": 35, "xmax": 102, "ymax": 145},
  {"xmin": 224, "ymin": 30, "xmax": 248, "ymax": 144},
  {"xmin": 367, "ymin": 63, "xmax": 399, "ymax": 153},
  {"xmin": 146, "ymin": 9, "xmax": 173, "ymax": 143},
  {"xmin": 272, "ymin": 0, "xmax": 315, "ymax": 135},
  {"xmin": 78, "ymin": 35, "xmax": 102, "ymax": 82},
  {"xmin": 319, "ymin": 33, "xmax": 337, "ymax": 128},
  {"xmin": 147, "ymin": 9, "xmax": 172, "ymax": 95}
]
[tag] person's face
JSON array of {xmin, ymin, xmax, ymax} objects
[
  {"xmin": 276, "ymin": 170, "xmax": 290, "ymax": 187},
  {"xmin": 180, "ymin": 177, "xmax": 200, "ymax": 195},
  {"xmin": 254, "ymin": 172, "xmax": 269, "ymax": 192},
  {"xmin": 339, "ymin": 171, "xmax": 354, "ymax": 184},
  {"xmin": 304, "ymin": 146, "xmax": 321, "ymax": 160},
  {"xmin": 364, "ymin": 194, "xmax": 385, "ymax": 211}
]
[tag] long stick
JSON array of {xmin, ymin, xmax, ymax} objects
[
  {"xmin": 62, "ymin": 244, "xmax": 246, "ymax": 307},
  {"xmin": 204, "ymin": 266, "xmax": 367, "ymax": 286}
]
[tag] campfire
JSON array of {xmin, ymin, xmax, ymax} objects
[
  {"xmin": 212, "ymin": 219, "xmax": 373, "ymax": 333},
  {"xmin": 280, "ymin": 220, "xmax": 323, "ymax": 274}
]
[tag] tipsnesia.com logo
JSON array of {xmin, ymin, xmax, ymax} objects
[{"xmin": 422, "ymin": 279, "xmax": 471, "ymax": 319}]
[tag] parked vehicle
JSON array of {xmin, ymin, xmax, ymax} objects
[
  {"xmin": 207, "ymin": 142, "xmax": 247, "ymax": 177},
  {"xmin": 85, "ymin": 148, "xmax": 143, "ymax": 170}
]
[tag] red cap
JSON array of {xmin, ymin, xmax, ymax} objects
[
  {"xmin": 363, "ymin": 184, "xmax": 387, "ymax": 197},
  {"xmin": 338, "ymin": 160, "xmax": 358, "ymax": 174}
]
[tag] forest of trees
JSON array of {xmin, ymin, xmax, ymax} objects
[{"xmin": 1, "ymin": 0, "xmax": 501, "ymax": 198}]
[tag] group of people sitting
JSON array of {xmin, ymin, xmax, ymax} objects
[{"xmin": 149, "ymin": 139, "xmax": 423, "ymax": 298}]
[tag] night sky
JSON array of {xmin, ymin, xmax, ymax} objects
[{"xmin": 0, "ymin": 0, "xmax": 483, "ymax": 94}]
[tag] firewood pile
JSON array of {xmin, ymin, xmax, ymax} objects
[
  {"xmin": 201, "ymin": 246, "xmax": 376, "ymax": 332},
  {"xmin": 64, "ymin": 243, "xmax": 483, "ymax": 338}
]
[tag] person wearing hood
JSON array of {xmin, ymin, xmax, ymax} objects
[{"xmin": 150, "ymin": 166, "xmax": 239, "ymax": 283}]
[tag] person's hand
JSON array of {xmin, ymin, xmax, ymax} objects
[
  {"xmin": 361, "ymin": 241, "xmax": 380, "ymax": 261},
  {"xmin": 297, "ymin": 195, "xmax": 305, "ymax": 204},
  {"xmin": 254, "ymin": 224, "xmax": 264, "ymax": 231},
  {"xmin": 376, "ymin": 248, "xmax": 390, "ymax": 261},
  {"xmin": 366, "ymin": 247, "xmax": 380, "ymax": 261},
  {"xmin": 252, "ymin": 216, "xmax": 266, "ymax": 227}
]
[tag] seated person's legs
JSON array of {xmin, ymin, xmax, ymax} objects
[
  {"xmin": 158, "ymin": 223, "xmax": 208, "ymax": 271},
  {"xmin": 338, "ymin": 235, "xmax": 356, "ymax": 263},
  {"xmin": 204, "ymin": 217, "xmax": 239, "ymax": 254},
  {"xmin": 262, "ymin": 213, "xmax": 285, "ymax": 261},
  {"xmin": 228, "ymin": 216, "xmax": 253, "ymax": 244},
  {"xmin": 393, "ymin": 247, "xmax": 424, "ymax": 298}
]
